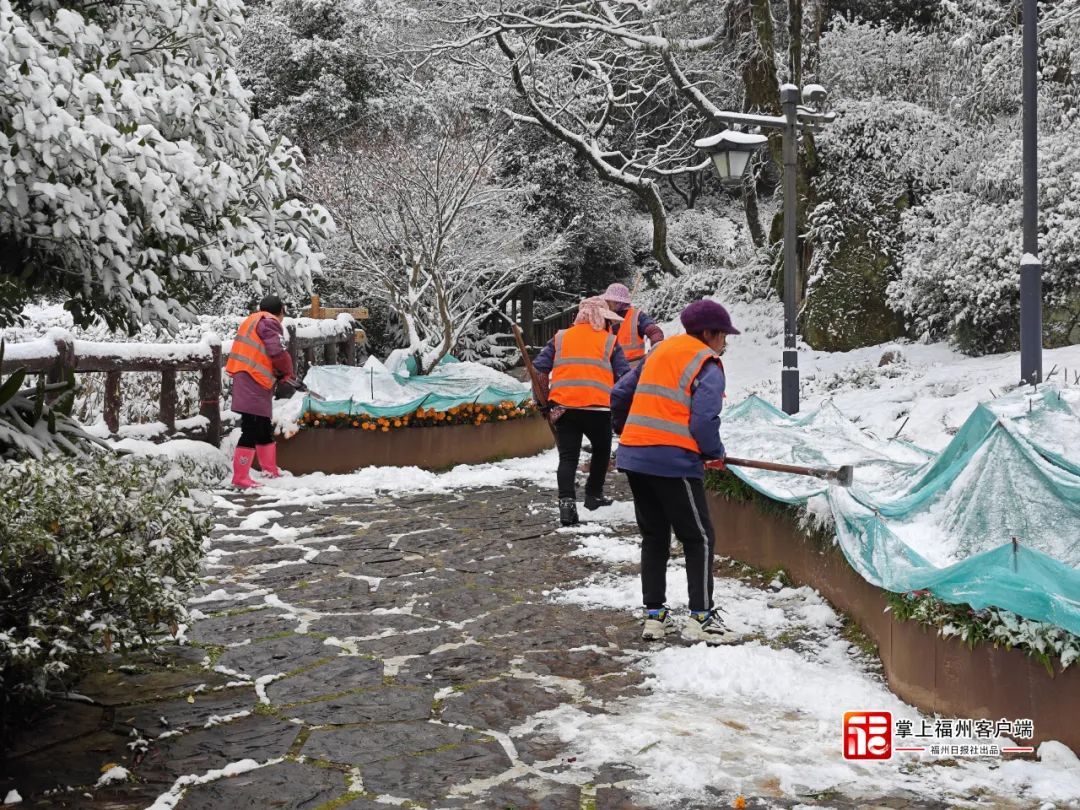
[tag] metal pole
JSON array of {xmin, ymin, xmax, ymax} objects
[
  {"xmin": 1020, "ymin": 0, "xmax": 1042, "ymax": 385},
  {"xmin": 781, "ymin": 84, "xmax": 800, "ymax": 414}
]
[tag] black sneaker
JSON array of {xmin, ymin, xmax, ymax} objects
[
  {"xmin": 559, "ymin": 498, "xmax": 579, "ymax": 526},
  {"xmin": 583, "ymin": 493, "xmax": 613, "ymax": 510}
]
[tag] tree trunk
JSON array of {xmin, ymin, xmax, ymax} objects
[
  {"xmin": 729, "ymin": 0, "xmax": 780, "ymax": 114},
  {"xmin": 743, "ymin": 169, "xmax": 766, "ymax": 248},
  {"xmin": 789, "ymin": 0, "xmax": 804, "ymax": 86}
]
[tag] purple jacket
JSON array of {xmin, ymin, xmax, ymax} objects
[
  {"xmin": 230, "ymin": 316, "xmax": 289, "ymax": 418},
  {"xmin": 611, "ymin": 359, "xmax": 726, "ymax": 478}
]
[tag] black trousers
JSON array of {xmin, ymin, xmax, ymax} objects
[
  {"xmin": 554, "ymin": 408, "xmax": 612, "ymax": 499},
  {"xmin": 626, "ymin": 471, "xmax": 715, "ymax": 613},
  {"xmin": 237, "ymin": 413, "xmax": 274, "ymax": 449}
]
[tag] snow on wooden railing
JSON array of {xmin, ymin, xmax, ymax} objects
[
  {"xmin": 286, "ymin": 314, "xmax": 361, "ymax": 379},
  {"xmin": 1, "ymin": 317, "xmax": 361, "ymax": 447}
]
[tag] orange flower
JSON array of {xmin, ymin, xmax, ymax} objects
[
  {"xmin": 733, "ymin": 797, "xmax": 747, "ymax": 810},
  {"xmin": 381, "ymin": 426, "xmax": 390, "ymax": 432},
  {"xmin": 393, "ymin": 420, "xmax": 401, "ymax": 427}
]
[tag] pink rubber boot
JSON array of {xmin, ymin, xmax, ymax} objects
[
  {"xmin": 232, "ymin": 447, "xmax": 261, "ymax": 489},
  {"xmin": 255, "ymin": 443, "xmax": 281, "ymax": 478}
]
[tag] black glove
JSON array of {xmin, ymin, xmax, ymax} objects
[{"xmin": 274, "ymin": 378, "xmax": 307, "ymax": 400}]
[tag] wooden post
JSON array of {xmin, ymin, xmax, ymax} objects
[
  {"xmin": 199, "ymin": 344, "xmax": 222, "ymax": 447},
  {"xmin": 325, "ymin": 339, "xmax": 338, "ymax": 365},
  {"xmin": 344, "ymin": 330, "xmax": 357, "ymax": 366},
  {"xmin": 159, "ymin": 368, "xmax": 177, "ymax": 431},
  {"xmin": 104, "ymin": 371, "xmax": 122, "ymax": 435},
  {"xmin": 46, "ymin": 334, "xmax": 75, "ymax": 404},
  {"xmin": 310, "ymin": 294, "xmax": 321, "ymax": 319},
  {"xmin": 520, "ymin": 283, "xmax": 535, "ymax": 345},
  {"xmin": 287, "ymin": 325, "xmax": 299, "ymax": 374}
]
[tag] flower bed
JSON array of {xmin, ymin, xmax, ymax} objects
[
  {"xmin": 278, "ymin": 403, "xmax": 553, "ymax": 474},
  {"xmin": 887, "ymin": 590, "xmax": 1079, "ymax": 674},
  {"xmin": 704, "ymin": 471, "xmax": 1080, "ymax": 753},
  {"xmin": 299, "ymin": 400, "xmax": 538, "ymax": 432},
  {"xmin": 706, "ymin": 469, "xmax": 1079, "ymax": 671}
]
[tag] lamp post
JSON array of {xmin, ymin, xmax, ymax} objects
[
  {"xmin": 1019, "ymin": 0, "xmax": 1042, "ymax": 386},
  {"xmin": 695, "ymin": 83, "xmax": 834, "ymax": 415}
]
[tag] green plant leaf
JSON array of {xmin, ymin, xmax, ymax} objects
[{"xmin": 0, "ymin": 367, "xmax": 26, "ymax": 406}]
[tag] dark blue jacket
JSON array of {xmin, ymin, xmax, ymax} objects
[{"xmin": 611, "ymin": 359, "xmax": 726, "ymax": 478}]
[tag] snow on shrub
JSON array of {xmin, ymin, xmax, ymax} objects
[
  {"xmin": 0, "ymin": 455, "xmax": 211, "ymax": 716},
  {"xmin": 636, "ymin": 208, "xmax": 762, "ymax": 321},
  {"xmin": 0, "ymin": 0, "xmax": 333, "ymax": 332},
  {"xmin": 891, "ymin": 126, "xmax": 1080, "ymax": 353}
]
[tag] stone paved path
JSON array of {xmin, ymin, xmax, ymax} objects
[{"xmin": 1, "ymin": 478, "xmax": 986, "ymax": 809}]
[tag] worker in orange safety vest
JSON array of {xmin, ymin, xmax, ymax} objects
[
  {"xmin": 531, "ymin": 296, "xmax": 631, "ymax": 526},
  {"xmin": 611, "ymin": 299, "xmax": 741, "ymax": 645},
  {"xmin": 225, "ymin": 295, "xmax": 305, "ymax": 488},
  {"xmin": 603, "ymin": 282, "xmax": 665, "ymax": 364}
]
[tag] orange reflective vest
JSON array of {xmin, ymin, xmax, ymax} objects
[
  {"xmin": 225, "ymin": 312, "xmax": 276, "ymax": 390},
  {"xmin": 616, "ymin": 306, "xmax": 646, "ymax": 361},
  {"xmin": 549, "ymin": 323, "xmax": 617, "ymax": 408},
  {"xmin": 619, "ymin": 333, "xmax": 719, "ymax": 453}
]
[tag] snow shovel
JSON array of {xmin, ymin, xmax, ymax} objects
[
  {"xmin": 276, "ymin": 378, "xmax": 325, "ymax": 402},
  {"xmin": 705, "ymin": 456, "xmax": 854, "ymax": 487}
]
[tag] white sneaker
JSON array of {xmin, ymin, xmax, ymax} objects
[
  {"xmin": 641, "ymin": 607, "xmax": 675, "ymax": 641},
  {"xmin": 683, "ymin": 610, "xmax": 739, "ymax": 645}
]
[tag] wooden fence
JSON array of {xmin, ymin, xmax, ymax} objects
[
  {"xmin": 490, "ymin": 283, "xmax": 578, "ymax": 350},
  {"xmin": 1, "ymin": 319, "xmax": 358, "ymax": 447}
]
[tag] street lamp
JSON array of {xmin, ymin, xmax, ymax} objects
[
  {"xmin": 696, "ymin": 130, "xmax": 769, "ymax": 185},
  {"xmin": 1019, "ymin": 0, "xmax": 1042, "ymax": 385},
  {"xmin": 695, "ymin": 83, "xmax": 835, "ymax": 415}
]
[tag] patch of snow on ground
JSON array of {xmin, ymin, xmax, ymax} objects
[{"xmin": 549, "ymin": 509, "xmax": 1080, "ymax": 808}]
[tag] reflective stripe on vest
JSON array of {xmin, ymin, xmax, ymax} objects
[
  {"xmin": 616, "ymin": 306, "xmax": 646, "ymax": 361},
  {"xmin": 225, "ymin": 312, "xmax": 276, "ymax": 390},
  {"xmin": 619, "ymin": 333, "xmax": 718, "ymax": 452},
  {"xmin": 549, "ymin": 324, "xmax": 616, "ymax": 408}
]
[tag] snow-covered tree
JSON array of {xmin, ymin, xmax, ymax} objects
[
  {"xmin": 308, "ymin": 127, "xmax": 562, "ymax": 375},
  {"xmin": 892, "ymin": 126, "xmax": 1080, "ymax": 353},
  {"xmin": 423, "ymin": 0, "xmax": 764, "ymax": 276},
  {"xmin": 237, "ymin": 0, "xmax": 411, "ymax": 145},
  {"xmin": 0, "ymin": 0, "xmax": 333, "ymax": 333}
]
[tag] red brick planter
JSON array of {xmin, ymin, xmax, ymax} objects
[
  {"xmin": 276, "ymin": 414, "xmax": 555, "ymax": 474},
  {"xmin": 707, "ymin": 493, "xmax": 1080, "ymax": 754}
]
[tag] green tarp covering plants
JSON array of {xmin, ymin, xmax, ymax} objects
[
  {"xmin": 300, "ymin": 358, "xmax": 532, "ymax": 419},
  {"xmin": 721, "ymin": 389, "xmax": 1080, "ymax": 635}
]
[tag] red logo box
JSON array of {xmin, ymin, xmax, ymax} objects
[{"xmin": 843, "ymin": 711, "xmax": 892, "ymax": 760}]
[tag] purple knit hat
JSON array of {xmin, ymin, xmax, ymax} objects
[
  {"xmin": 603, "ymin": 283, "xmax": 633, "ymax": 305},
  {"xmin": 680, "ymin": 300, "xmax": 741, "ymax": 335}
]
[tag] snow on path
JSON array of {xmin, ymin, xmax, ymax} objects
[
  {"xmin": 224, "ymin": 453, "xmax": 1080, "ymax": 809},
  {"xmin": 546, "ymin": 515, "xmax": 1080, "ymax": 809}
]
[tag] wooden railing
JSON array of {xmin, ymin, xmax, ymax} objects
[
  {"xmin": 1, "ymin": 318, "xmax": 359, "ymax": 447},
  {"xmin": 530, "ymin": 306, "xmax": 578, "ymax": 347},
  {"xmin": 487, "ymin": 283, "xmax": 578, "ymax": 350},
  {"xmin": 286, "ymin": 315, "xmax": 361, "ymax": 379}
]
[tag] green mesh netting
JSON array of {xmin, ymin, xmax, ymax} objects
[
  {"xmin": 722, "ymin": 389, "xmax": 1080, "ymax": 634},
  {"xmin": 300, "ymin": 360, "xmax": 532, "ymax": 419}
]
